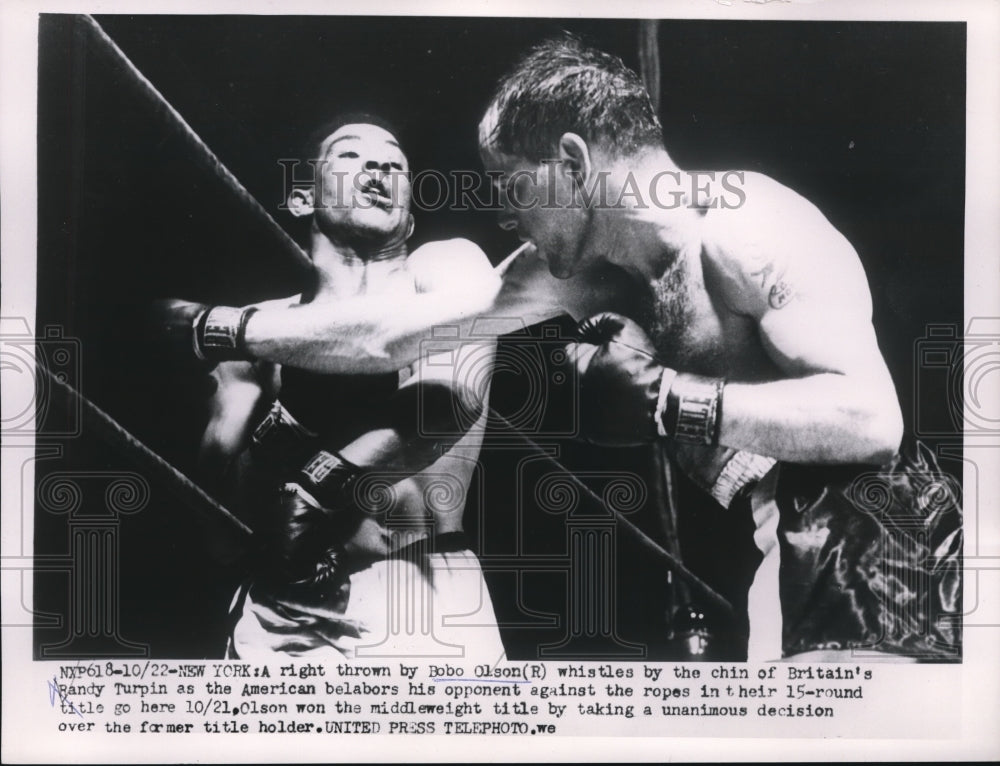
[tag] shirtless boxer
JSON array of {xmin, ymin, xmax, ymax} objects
[
  {"xmin": 157, "ymin": 114, "xmax": 506, "ymax": 659},
  {"xmin": 162, "ymin": 42, "xmax": 959, "ymax": 660},
  {"xmin": 475, "ymin": 37, "xmax": 961, "ymax": 661}
]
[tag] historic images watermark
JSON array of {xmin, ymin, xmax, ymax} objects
[{"xmin": 276, "ymin": 161, "xmax": 748, "ymax": 213}]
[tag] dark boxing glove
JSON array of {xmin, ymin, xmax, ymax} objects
[
  {"xmin": 268, "ymin": 483, "xmax": 341, "ymax": 584},
  {"xmin": 567, "ymin": 313, "xmax": 724, "ymax": 447},
  {"xmin": 261, "ymin": 449, "xmax": 364, "ymax": 583},
  {"xmin": 566, "ymin": 313, "xmax": 671, "ymax": 446},
  {"xmin": 247, "ymin": 399, "xmax": 321, "ymax": 478},
  {"xmin": 149, "ymin": 299, "xmax": 257, "ymax": 363}
]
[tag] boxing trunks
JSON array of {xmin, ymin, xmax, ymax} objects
[
  {"xmin": 732, "ymin": 437, "xmax": 962, "ymax": 660},
  {"xmin": 227, "ymin": 532, "xmax": 505, "ymax": 660}
]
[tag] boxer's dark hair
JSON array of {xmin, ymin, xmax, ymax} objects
[
  {"xmin": 303, "ymin": 111, "xmax": 405, "ymax": 161},
  {"xmin": 481, "ymin": 34, "xmax": 663, "ymax": 161}
]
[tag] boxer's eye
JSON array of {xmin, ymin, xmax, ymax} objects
[{"xmin": 338, "ymin": 152, "xmax": 359, "ymax": 159}]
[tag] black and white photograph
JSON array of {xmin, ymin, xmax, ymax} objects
[{"xmin": 2, "ymin": 0, "xmax": 998, "ymax": 762}]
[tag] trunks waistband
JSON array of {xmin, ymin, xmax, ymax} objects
[{"xmin": 711, "ymin": 451, "xmax": 778, "ymax": 509}]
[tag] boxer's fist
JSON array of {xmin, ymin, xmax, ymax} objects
[
  {"xmin": 148, "ymin": 299, "xmax": 257, "ymax": 363},
  {"xmin": 566, "ymin": 313, "xmax": 673, "ymax": 446},
  {"xmin": 149, "ymin": 299, "xmax": 210, "ymax": 362},
  {"xmin": 267, "ymin": 483, "xmax": 340, "ymax": 584}
]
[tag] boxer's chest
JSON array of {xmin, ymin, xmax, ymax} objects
[
  {"xmin": 645, "ymin": 255, "xmax": 773, "ymax": 380},
  {"xmin": 322, "ymin": 258, "xmax": 417, "ymax": 300}
]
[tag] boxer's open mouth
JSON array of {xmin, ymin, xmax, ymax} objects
[{"xmin": 361, "ymin": 183, "xmax": 393, "ymax": 209}]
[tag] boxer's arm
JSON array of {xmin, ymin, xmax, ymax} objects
[
  {"xmin": 241, "ymin": 239, "xmax": 593, "ymax": 374},
  {"xmin": 270, "ymin": 342, "xmax": 498, "ymax": 572},
  {"xmin": 241, "ymin": 239, "xmax": 501, "ymax": 373},
  {"xmin": 707, "ymin": 174, "xmax": 902, "ymax": 464},
  {"xmin": 198, "ymin": 360, "xmax": 274, "ymax": 477}
]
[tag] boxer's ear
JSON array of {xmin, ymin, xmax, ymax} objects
[
  {"xmin": 558, "ymin": 132, "xmax": 592, "ymax": 187},
  {"xmin": 287, "ymin": 188, "xmax": 314, "ymax": 218},
  {"xmin": 405, "ymin": 214, "xmax": 415, "ymax": 240}
]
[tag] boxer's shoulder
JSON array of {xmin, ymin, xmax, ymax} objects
[
  {"xmin": 701, "ymin": 171, "xmax": 861, "ymax": 313},
  {"xmin": 702, "ymin": 171, "xmax": 803, "ymax": 259},
  {"xmin": 406, "ymin": 238, "xmax": 495, "ymax": 291},
  {"xmin": 408, "ymin": 236, "xmax": 488, "ymax": 259},
  {"xmin": 703, "ymin": 171, "xmax": 846, "ymax": 260}
]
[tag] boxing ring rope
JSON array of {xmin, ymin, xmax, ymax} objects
[
  {"xmin": 76, "ymin": 15, "xmax": 313, "ymax": 277},
  {"xmin": 40, "ymin": 365, "xmax": 253, "ymax": 542},
  {"xmin": 488, "ymin": 411, "xmax": 735, "ymax": 620},
  {"xmin": 40, "ymin": 349, "xmax": 735, "ymax": 618},
  {"xmin": 55, "ymin": 15, "xmax": 736, "ymax": 618}
]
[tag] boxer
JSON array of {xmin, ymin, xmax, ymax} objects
[
  {"xmin": 155, "ymin": 114, "xmax": 506, "ymax": 659},
  {"xmin": 475, "ymin": 36, "xmax": 961, "ymax": 661}
]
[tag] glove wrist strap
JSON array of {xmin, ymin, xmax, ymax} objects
[
  {"xmin": 194, "ymin": 305, "xmax": 258, "ymax": 361},
  {"xmin": 662, "ymin": 373, "xmax": 725, "ymax": 445},
  {"xmin": 298, "ymin": 450, "xmax": 361, "ymax": 509}
]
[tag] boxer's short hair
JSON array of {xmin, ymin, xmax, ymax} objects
[
  {"xmin": 303, "ymin": 112, "xmax": 406, "ymax": 162},
  {"xmin": 481, "ymin": 34, "xmax": 663, "ymax": 162}
]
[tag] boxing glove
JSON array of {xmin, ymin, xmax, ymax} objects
[
  {"xmin": 568, "ymin": 313, "xmax": 725, "ymax": 447},
  {"xmin": 267, "ymin": 482, "xmax": 342, "ymax": 584},
  {"xmin": 565, "ymin": 313, "xmax": 673, "ymax": 446},
  {"xmin": 253, "ymin": 448, "xmax": 362, "ymax": 583},
  {"xmin": 149, "ymin": 298, "xmax": 257, "ymax": 363}
]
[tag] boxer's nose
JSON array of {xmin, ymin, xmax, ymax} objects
[{"xmin": 363, "ymin": 160, "xmax": 392, "ymax": 183}]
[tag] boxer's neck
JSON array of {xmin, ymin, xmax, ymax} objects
[
  {"xmin": 309, "ymin": 234, "xmax": 409, "ymax": 299},
  {"xmin": 600, "ymin": 197, "xmax": 703, "ymax": 285}
]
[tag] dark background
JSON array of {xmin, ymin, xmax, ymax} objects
[{"xmin": 33, "ymin": 15, "xmax": 965, "ymax": 658}]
